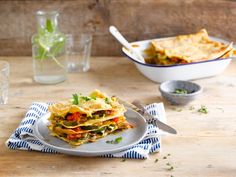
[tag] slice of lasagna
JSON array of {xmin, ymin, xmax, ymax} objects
[
  {"xmin": 145, "ymin": 29, "xmax": 234, "ymax": 65},
  {"xmin": 48, "ymin": 90, "xmax": 132, "ymax": 146}
]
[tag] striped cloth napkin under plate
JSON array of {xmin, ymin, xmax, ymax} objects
[{"xmin": 5, "ymin": 102, "xmax": 167, "ymax": 159}]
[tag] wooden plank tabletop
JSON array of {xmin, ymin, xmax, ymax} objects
[{"xmin": 0, "ymin": 56, "xmax": 236, "ymax": 177}]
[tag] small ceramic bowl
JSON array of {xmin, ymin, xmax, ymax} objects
[{"xmin": 159, "ymin": 80, "xmax": 202, "ymax": 105}]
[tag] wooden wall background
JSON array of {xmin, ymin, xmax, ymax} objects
[{"xmin": 0, "ymin": 0, "xmax": 236, "ymax": 56}]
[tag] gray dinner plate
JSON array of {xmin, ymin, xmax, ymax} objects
[{"xmin": 34, "ymin": 108, "xmax": 148, "ymax": 156}]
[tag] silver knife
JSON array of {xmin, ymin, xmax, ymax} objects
[{"xmin": 132, "ymin": 100, "xmax": 177, "ymax": 134}]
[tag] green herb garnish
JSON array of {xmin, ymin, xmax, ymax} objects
[
  {"xmin": 105, "ymin": 97, "xmax": 110, "ymax": 104},
  {"xmin": 198, "ymin": 105, "xmax": 208, "ymax": 114},
  {"xmin": 168, "ymin": 166, "xmax": 174, "ymax": 171},
  {"xmin": 154, "ymin": 159, "xmax": 159, "ymax": 163},
  {"xmin": 90, "ymin": 95, "xmax": 97, "ymax": 100},
  {"xmin": 173, "ymin": 88, "xmax": 188, "ymax": 94},
  {"xmin": 94, "ymin": 127, "xmax": 106, "ymax": 135},
  {"xmin": 72, "ymin": 94, "xmax": 79, "ymax": 105},
  {"xmin": 121, "ymin": 159, "xmax": 126, "ymax": 162},
  {"xmin": 72, "ymin": 93, "xmax": 93, "ymax": 104},
  {"xmin": 115, "ymin": 137, "xmax": 122, "ymax": 143},
  {"xmin": 81, "ymin": 96, "xmax": 91, "ymax": 101},
  {"xmin": 163, "ymin": 156, "xmax": 167, "ymax": 159},
  {"xmin": 63, "ymin": 121, "xmax": 78, "ymax": 126},
  {"xmin": 106, "ymin": 137, "xmax": 123, "ymax": 144},
  {"xmin": 166, "ymin": 162, "xmax": 171, "ymax": 166}
]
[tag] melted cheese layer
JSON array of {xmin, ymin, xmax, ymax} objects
[{"xmin": 145, "ymin": 29, "xmax": 234, "ymax": 65}]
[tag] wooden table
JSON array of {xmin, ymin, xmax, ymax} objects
[{"xmin": 1, "ymin": 57, "xmax": 236, "ymax": 177}]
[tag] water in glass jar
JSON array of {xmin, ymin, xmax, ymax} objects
[{"xmin": 33, "ymin": 55, "xmax": 67, "ymax": 84}]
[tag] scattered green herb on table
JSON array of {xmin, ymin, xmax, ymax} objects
[
  {"xmin": 172, "ymin": 107, "xmax": 182, "ymax": 112},
  {"xmin": 166, "ymin": 162, "xmax": 171, "ymax": 166},
  {"xmin": 198, "ymin": 105, "xmax": 208, "ymax": 114},
  {"xmin": 189, "ymin": 106, "xmax": 195, "ymax": 110},
  {"xmin": 154, "ymin": 159, "xmax": 159, "ymax": 163},
  {"xmin": 173, "ymin": 88, "xmax": 188, "ymax": 94},
  {"xmin": 121, "ymin": 158, "xmax": 126, "ymax": 162},
  {"xmin": 106, "ymin": 137, "xmax": 123, "ymax": 144},
  {"xmin": 167, "ymin": 166, "xmax": 174, "ymax": 171},
  {"xmin": 163, "ymin": 156, "xmax": 167, "ymax": 159},
  {"xmin": 216, "ymin": 107, "xmax": 224, "ymax": 112},
  {"xmin": 207, "ymin": 164, "xmax": 212, "ymax": 168}
]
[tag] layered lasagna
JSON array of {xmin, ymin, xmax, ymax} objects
[
  {"xmin": 145, "ymin": 29, "xmax": 234, "ymax": 65},
  {"xmin": 48, "ymin": 90, "xmax": 132, "ymax": 146}
]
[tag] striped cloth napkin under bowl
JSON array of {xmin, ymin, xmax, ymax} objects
[{"xmin": 5, "ymin": 102, "xmax": 167, "ymax": 159}]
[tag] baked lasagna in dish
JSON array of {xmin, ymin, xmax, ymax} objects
[
  {"xmin": 145, "ymin": 29, "xmax": 234, "ymax": 65},
  {"xmin": 48, "ymin": 90, "xmax": 132, "ymax": 146}
]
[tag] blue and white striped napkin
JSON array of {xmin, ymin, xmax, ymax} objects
[{"xmin": 5, "ymin": 102, "xmax": 167, "ymax": 159}]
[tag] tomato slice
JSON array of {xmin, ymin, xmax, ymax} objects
[
  {"xmin": 67, "ymin": 134, "xmax": 82, "ymax": 140},
  {"xmin": 67, "ymin": 112, "xmax": 81, "ymax": 121},
  {"xmin": 112, "ymin": 117, "xmax": 119, "ymax": 123},
  {"xmin": 72, "ymin": 127, "xmax": 82, "ymax": 132}
]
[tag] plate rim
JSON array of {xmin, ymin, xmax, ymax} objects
[{"xmin": 33, "ymin": 108, "xmax": 148, "ymax": 155}]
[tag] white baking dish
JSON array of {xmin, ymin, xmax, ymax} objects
[{"xmin": 122, "ymin": 36, "xmax": 233, "ymax": 83}]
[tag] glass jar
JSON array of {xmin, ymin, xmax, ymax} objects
[{"xmin": 32, "ymin": 11, "xmax": 67, "ymax": 84}]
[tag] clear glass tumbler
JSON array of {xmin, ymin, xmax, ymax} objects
[
  {"xmin": 0, "ymin": 60, "xmax": 9, "ymax": 104},
  {"xmin": 66, "ymin": 34, "xmax": 92, "ymax": 72}
]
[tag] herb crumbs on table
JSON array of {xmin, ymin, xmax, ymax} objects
[
  {"xmin": 216, "ymin": 107, "xmax": 224, "ymax": 112},
  {"xmin": 163, "ymin": 156, "xmax": 167, "ymax": 159},
  {"xmin": 166, "ymin": 162, "xmax": 171, "ymax": 166},
  {"xmin": 172, "ymin": 107, "xmax": 182, "ymax": 112},
  {"xmin": 154, "ymin": 159, "xmax": 158, "ymax": 163},
  {"xmin": 121, "ymin": 159, "xmax": 126, "ymax": 162},
  {"xmin": 189, "ymin": 106, "xmax": 195, "ymax": 110},
  {"xmin": 198, "ymin": 105, "xmax": 208, "ymax": 114},
  {"xmin": 167, "ymin": 153, "xmax": 171, "ymax": 156},
  {"xmin": 168, "ymin": 166, "xmax": 174, "ymax": 171}
]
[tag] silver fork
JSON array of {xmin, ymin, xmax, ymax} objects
[{"xmin": 117, "ymin": 98, "xmax": 177, "ymax": 134}]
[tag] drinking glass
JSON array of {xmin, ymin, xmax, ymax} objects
[
  {"xmin": 66, "ymin": 34, "xmax": 92, "ymax": 72},
  {"xmin": 0, "ymin": 60, "xmax": 9, "ymax": 104}
]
